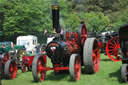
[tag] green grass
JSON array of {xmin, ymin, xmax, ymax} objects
[{"xmin": 2, "ymin": 54, "xmax": 128, "ymax": 85}]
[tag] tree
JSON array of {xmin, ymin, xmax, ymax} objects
[
  {"xmin": 0, "ymin": 0, "xmax": 52, "ymax": 42},
  {"xmin": 83, "ymin": 12, "xmax": 110, "ymax": 32}
]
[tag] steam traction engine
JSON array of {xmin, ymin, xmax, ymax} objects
[
  {"xmin": 119, "ymin": 24, "xmax": 128, "ymax": 82},
  {"xmin": 0, "ymin": 12, "xmax": 17, "ymax": 80},
  {"xmin": 98, "ymin": 26, "xmax": 121, "ymax": 62},
  {"xmin": 105, "ymin": 32, "xmax": 121, "ymax": 62},
  {"xmin": 32, "ymin": 5, "xmax": 100, "ymax": 82}
]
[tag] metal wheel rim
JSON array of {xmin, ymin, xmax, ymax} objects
[{"xmin": 121, "ymin": 64, "xmax": 128, "ymax": 82}]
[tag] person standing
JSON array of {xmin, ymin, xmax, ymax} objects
[
  {"xmin": 35, "ymin": 43, "xmax": 41, "ymax": 55},
  {"xmin": 9, "ymin": 42, "xmax": 16, "ymax": 59}
]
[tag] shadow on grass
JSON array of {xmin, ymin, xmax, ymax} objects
[
  {"xmin": 45, "ymin": 70, "xmax": 69, "ymax": 81},
  {"xmin": 109, "ymin": 67, "xmax": 123, "ymax": 84},
  {"xmin": 100, "ymin": 59, "xmax": 112, "ymax": 61},
  {"xmin": 1, "ymin": 70, "xmax": 21, "ymax": 80}
]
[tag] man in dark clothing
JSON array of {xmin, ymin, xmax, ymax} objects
[{"xmin": 35, "ymin": 44, "xmax": 41, "ymax": 54}]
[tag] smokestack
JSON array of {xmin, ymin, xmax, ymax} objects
[
  {"xmin": 52, "ymin": 5, "xmax": 60, "ymax": 33},
  {"xmin": 0, "ymin": 12, "xmax": 4, "ymax": 31},
  {"xmin": 80, "ymin": 20, "xmax": 84, "ymax": 24}
]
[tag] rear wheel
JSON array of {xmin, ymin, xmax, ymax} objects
[
  {"xmin": 4, "ymin": 60, "xmax": 17, "ymax": 79},
  {"xmin": 83, "ymin": 38, "xmax": 100, "ymax": 73},
  {"xmin": 69, "ymin": 54, "xmax": 81, "ymax": 81},
  {"xmin": 32, "ymin": 54, "xmax": 46, "ymax": 82},
  {"xmin": 121, "ymin": 64, "xmax": 128, "ymax": 82}
]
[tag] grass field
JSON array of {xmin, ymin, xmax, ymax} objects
[{"xmin": 2, "ymin": 54, "xmax": 128, "ymax": 85}]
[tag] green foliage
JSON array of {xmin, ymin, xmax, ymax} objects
[
  {"xmin": 83, "ymin": 12, "xmax": 110, "ymax": 32},
  {"xmin": 0, "ymin": 0, "xmax": 128, "ymax": 42},
  {"xmin": 72, "ymin": 0, "xmax": 128, "ymax": 30},
  {"xmin": 65, "ymin": 12, "xmax": 80, "ymax": 31},
  {"xmin": 0, "ymin": 0, "xmax": 52, "ymax": 41}
]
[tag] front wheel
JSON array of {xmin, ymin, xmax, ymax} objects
[
  {"xmin": 4, "ymin": 60, "xmax": 17, "ymax": 79},
  {"xmin": 32, "ymin": 54, "xmax": 46, "ymax": 82},
  {"xmin": 106, "ymin": 36, "xmax": 121, "ymax": 62},
  {"xmin": 121, "ymin": 64, "xmax": 128, "ymax": 82},
  {"xmin": 69, "ymin": 54, "xmax": 81, "ymax": 81}
]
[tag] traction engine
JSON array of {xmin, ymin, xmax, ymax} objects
[
  {"xmin": 119, "ymin": 24, "xmax": 128, "ymax": 82},
  {"xmin": 32, "ymin": 5, "xmax": 100, "ymax": 82},
  {"xmin": 0, "ymin": 12, "xmax": 17, "ymax": 80}
]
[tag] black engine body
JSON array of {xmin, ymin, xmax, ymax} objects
[{"xmin": 119, "ymin": 24, "xmax": 128, "ymax": 63}]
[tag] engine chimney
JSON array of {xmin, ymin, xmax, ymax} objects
[{"xmin": 52, "ymin": 5, "xmax": 60, "ymax": 33}]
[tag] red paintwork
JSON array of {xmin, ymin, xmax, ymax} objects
[
  {"xmin": 98, "ymin": 41, "xmax": 104, "ymax": 49},
  {"xmin": 0, "ymin": 53, "xmax": 17, "ymax": 79},
  {"xmin": 22, "ymin": 56, "xmax": 34, "ymax": 66},
  {"xmin": 39, "ymin": 66, "xmax": 69, "ymax": 71},
  {"xmin": 92, "ymin": 40, "xmax": 100, "ymax": 72},
  {"xmin": 75, "ymin": 55, "xmax": 81, "ymax": 80},
  {"xmin": 9, "ymin": 61, "xmax": 17, "ymax": 79},
  {"xmin": 80, "ymin": 24, "xmax": 88, "ymax": 46},
  {"xmin": 22, "ymin": 55, "xmax": 46, "ymax": 72},
  {"xmin": 36, "ymin": 55, "xmax": 46, "ymax": 81},
  {"xmin": 1, "ymin": 53, "xmax": 9, "ymax": 65},
  {"xmin": 34, "ymin": 23, "xmax": 100, "ymax": 81},
  {"xmin": 36, "ymin": 24, "xmax": 88, "ymax": 81},
  {"xmin": 106, "ymin": 36, "xmax": 121, "ymax": 62}
]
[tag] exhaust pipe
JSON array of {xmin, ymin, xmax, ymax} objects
[{"xmin": 52, "ymin": 5, "xmax": 60, "ymax": 33}]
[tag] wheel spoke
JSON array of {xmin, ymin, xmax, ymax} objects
[
  {"xmin": 112, "ymin": 52, "xmax": 117, "ymax": 58},
  {"xmin": 109, "ymin": 49, "xmax": 117, "ymax": 55},
  {"xmin": 108, "ymin": 48, "xmax": 116, "ymax": 51},
  {"xmin": 113, "ymin": 41, "xmax": 118, "ymax": 47},
  {"xmin": 109, "ymin": 42, "xmax": 115, "ymax": 46},
  {"xmin": 108, "ymin": 46, "xmax": 115, "ymax": 48}
]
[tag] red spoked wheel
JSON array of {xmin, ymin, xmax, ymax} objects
[
  {"xmin": 78, "ymin": 24, "xmax": 87, "ymax": 46},
  {"xmin": 21, "ymin": 64, "xmax": 27, "ymax": 73},
  {"xmin": 69, "ymin": 54, "xmax": 81, "ymax": 81},
  {"xmin": 2, "ymin": 53, "xmax": 9, "ymax": 65},
  {"xmin": 32, "ymin": 54, "xmax": 46, "ymax": 82},
  {"xmin": 106, "ymin": 36, "xmax": 121, "ymax": 62},
  {"xmin": 83, "ymin": 38, "xmax": 100, "ymax": 73},
  {"xmin": 4, "ymin": 60, "xmax": 17, "ymax": 79}
]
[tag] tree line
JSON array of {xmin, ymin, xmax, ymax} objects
[{"xmin": 0, "ymin": 0, "xmax": 127, "ymax": 43}]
